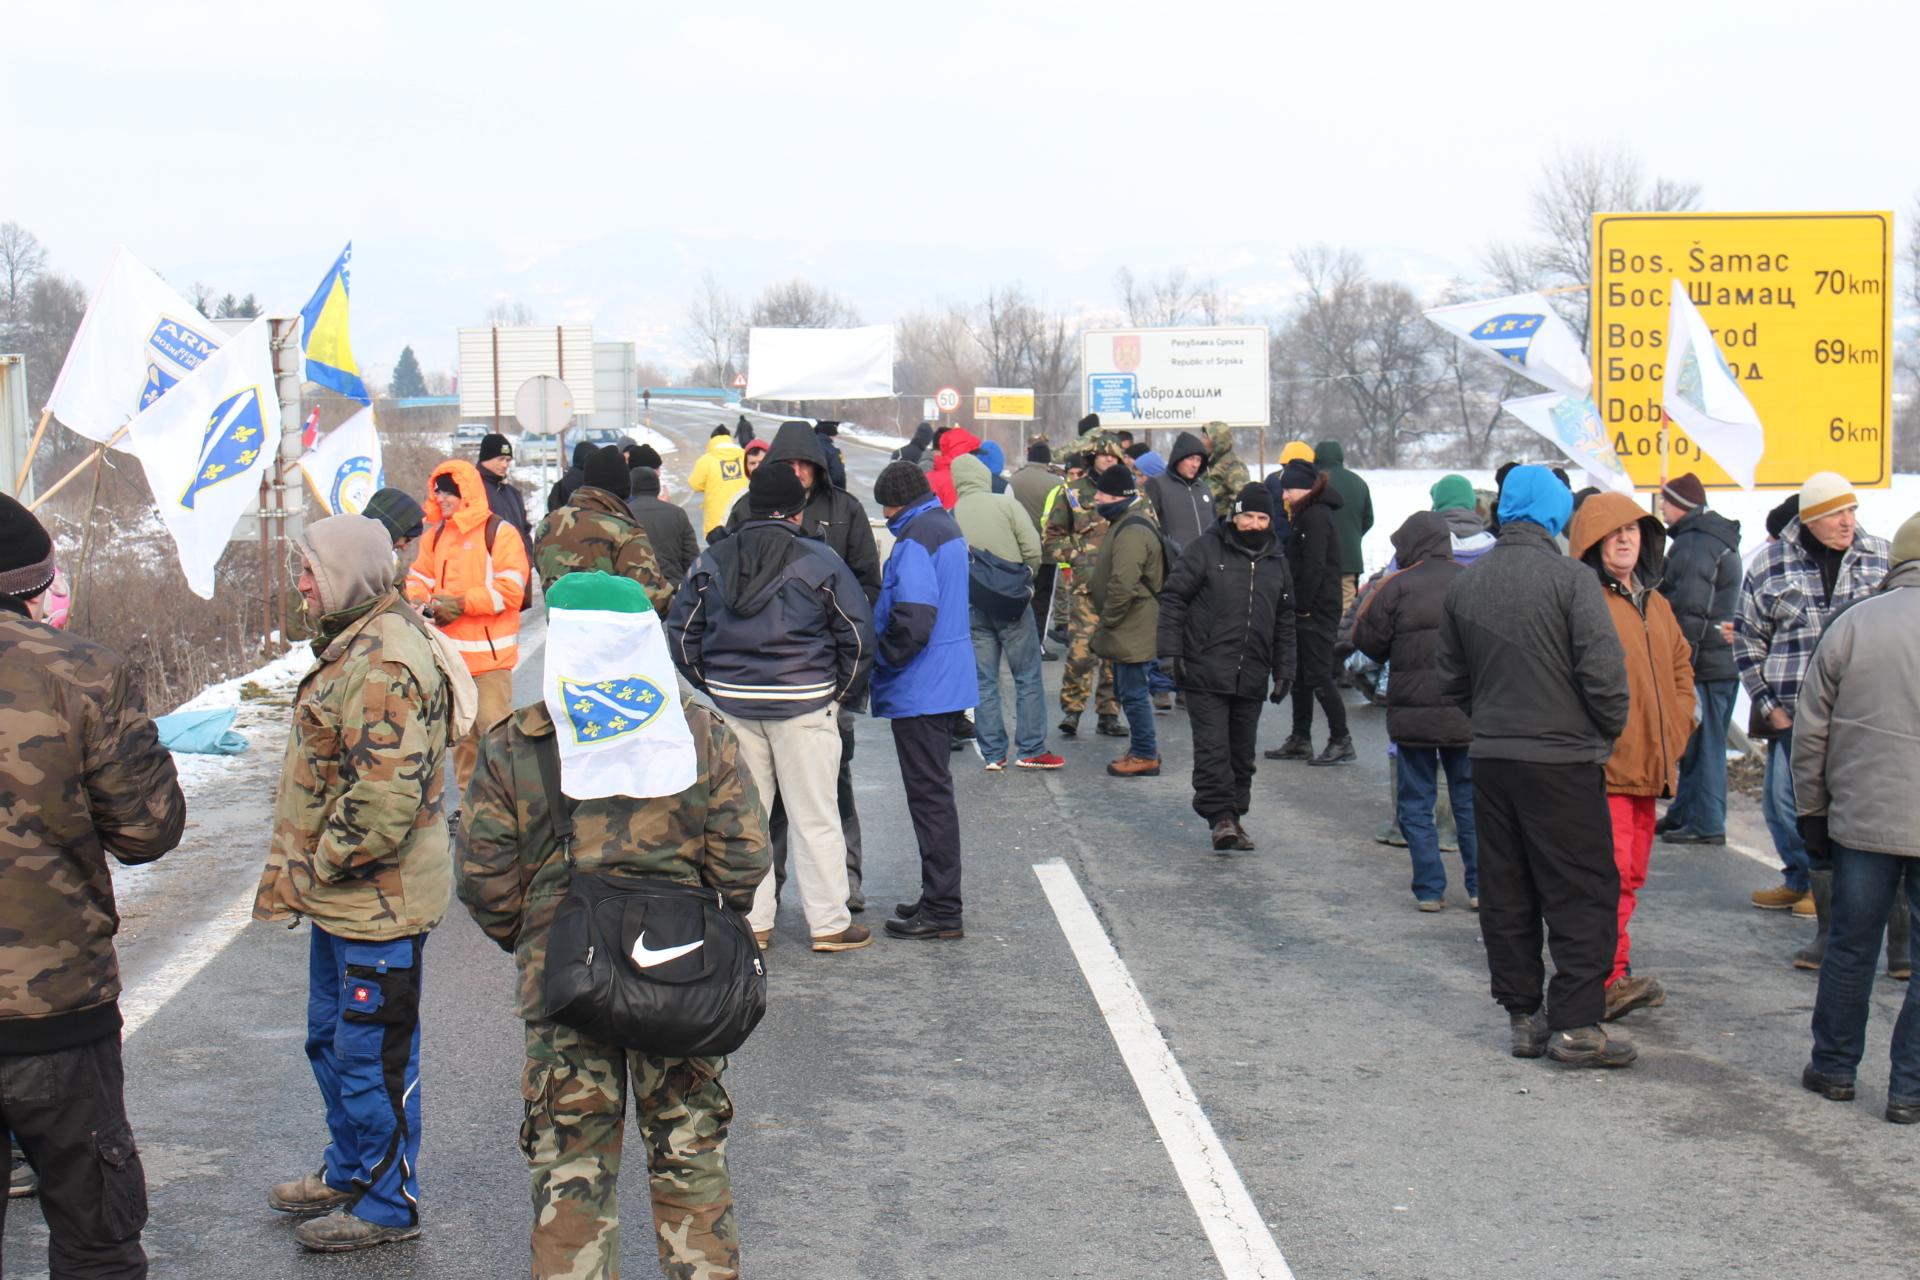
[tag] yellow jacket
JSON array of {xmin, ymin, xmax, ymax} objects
[{"xmin": 687, "ymin": 436, "xmax": 748, "ymax": 539}]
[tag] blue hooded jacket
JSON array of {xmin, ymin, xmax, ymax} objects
[
  {"xmin": 973, "ymin": 440, "xmax": 1010, "ymax": 494},
  {"xmin": 1496, "ymin": 465, "xmax": 1573, "ymax": 538},
  {"xmin": 871, "ymin": 494, "xmax": 975, "ymax": 718}
]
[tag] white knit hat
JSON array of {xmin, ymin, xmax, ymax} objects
[{"xmin": 1798, "ymin": 471, "xmax": 1858, "ymax": 523}]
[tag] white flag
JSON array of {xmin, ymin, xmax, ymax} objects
[
  {"xmin": 45, "ymin": 248, "xmax": 223, "ymax": 448},
  {"xmin": 125, "ymin": 320, "xmax": 281, "ymax": 599},
  {"xmin": 1502, "ymin": 392, "xmax": 1636, "ymax": 495},
  {"xmin": 1424, "ymin": 293, "xmax": 1592, "ymax": 400},
  {"xmin": 297, "ymin": 406, "xmax": 385, "ymax": 516},
  {"xmin": 1662, "ymin": 278, "xmax": 1764, "ymax": 490},
  {"xmin": 542, "ymin": 572, "xmax": 697, "ymax": 800}
]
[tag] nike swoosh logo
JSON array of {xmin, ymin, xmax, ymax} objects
[{"xmin": 631, "ymin": 932, "xmax": 704, "ymax": 969}]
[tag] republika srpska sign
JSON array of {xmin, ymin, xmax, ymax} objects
[{"xmin": 1080, "ymin": 326, "xmax": 1270, "ymax": 428}]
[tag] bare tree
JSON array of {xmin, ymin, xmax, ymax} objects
[
  {"xmin": 682, "ymin": 272, "xmax": 744, "ymax": 385},
  {"xmin": 187, "ymin": 282, "xmax": 216, "ymax": 316},
  {"xmin": 483, "ymin": 299, "xmax": 537, "ymax": 326},
  {"xmin": 0, "ymin": 222, "xmax": 47, "ymax": 326},
  {"xmin": 20, "ymin": 272, "xmax": 89, "ymax": 420},
  {"xmin": 748, "ymin": 278, "xmax": 859, "ymax": 329},
  {"xmin": 958, "ymin": 286, "xmax": 1082, "ymax": 436},
  {"xmin": 1527, "ymin": 145, "xmax": 1700, "ymax": 340},
  {"xmin": 1898, "ymin": 193, "xmax": 1920, "ymax": 471},
  {"xmin": 1115, "ymin": 266, "xmax": 1223, "ymax": 327}
]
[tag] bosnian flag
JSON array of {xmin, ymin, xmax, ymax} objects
[
  {"xmin": 298, "ymin": 406, "xmax": 384, "ymax": 516},
  {"xmin": 542, "ymin": 572, "xmax": 697, "ymax": 800},
  {"xmin": 1662, "ymin": 278, "xmax": 1764, "ymax": 490},
  {"xmin": 1502, "ymin": 393, "xmax": 1635, "ymax": 496},
  {"xmin": 1424, "ymin": 292, "xmax": 1592, "ymax": 401}
]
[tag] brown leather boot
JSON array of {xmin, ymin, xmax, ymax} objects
[
  {"xmin": 1106, "ymin": 754, "xmax": 1161, "ymax": 777},
  {"xmin": 268, "ymin": 1170, "xmax": 355, "ymax": 1216}
]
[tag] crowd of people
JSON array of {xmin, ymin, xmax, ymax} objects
[{"xmin": 4, "ymin": 406, "xmax": 1919, "ymax": 1277}]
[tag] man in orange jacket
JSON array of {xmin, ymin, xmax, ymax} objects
[{"xmin": 407, "ymin": 459, "xmax": 529, "ymax": 793}]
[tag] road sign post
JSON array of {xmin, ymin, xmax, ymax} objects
[{"xmin": 934, "ymin": 387, "xmax": 961, "ymax": 417}]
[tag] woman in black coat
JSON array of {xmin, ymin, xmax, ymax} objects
[
  {"xmin": 1266, "ymin": 460, "xmax": 1352, "ymax": 765},
  {"xmin": 1157, "ymin": 485, "xmax": 1297, "ymax": 850}
]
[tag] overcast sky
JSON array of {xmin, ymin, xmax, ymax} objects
[{"xmin": 7, "ymin": 1, "xmax": 1913, "ymax": 382}]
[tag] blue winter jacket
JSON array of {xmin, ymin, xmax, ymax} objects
[{"xmin": 871, "ymin": 495, "xmax": 975, "ymax": 719}]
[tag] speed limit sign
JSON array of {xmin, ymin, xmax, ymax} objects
[{"xmin": 934, "ymin": 387, "xmax": 961, "ymax": 413}]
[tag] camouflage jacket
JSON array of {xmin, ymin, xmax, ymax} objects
[
  {"xmin": 255, "ymin": 592, "xmax": 453, "ymax": 941},
  {"xmin": 455, "ymin": 697, "xmax": 770, "ymax": 1020},
  {"xmin": 1043, "ymin": 430, "xmax": 1131, "ymax": 583},
  {"xmin": 1203, "ymin": 421, "xmax": 1250, "ymax": 519},
  {"xmin": 532, "ymin": 486, "xmax": 670, "ymax": 610},
  {"xmin": 1, "ymin": 610, "xmax": 185, "ymax": 1050}
]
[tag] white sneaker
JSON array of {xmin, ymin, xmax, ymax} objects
[{"xmin": 984, "ymin": 759, "xmax": 1006, "ymax": 772}]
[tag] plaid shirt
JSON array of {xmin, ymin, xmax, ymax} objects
[{"xmin": 1734, "ymin": 522, "xmax": 1891, "ymax": 719}]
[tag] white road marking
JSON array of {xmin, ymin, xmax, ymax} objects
[
  {"xmin": 120, "ymin": 878, "xmax": 259, "ymax": 1041},
  {"xmin": 1033, "ymin": 859, "xmax": 1295, "ymax": 1280},
  {"xmin": 1728, "ymin": 840, "xmax": 1779, "ymax": 870}
]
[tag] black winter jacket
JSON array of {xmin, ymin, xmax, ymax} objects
[
  {"xmin": 1658, "ymin": 508, "xmax": 1742, "ymax": 683},
  {"xmin": 1352, "ymin": 512, "xmax": 1469, "ymax": 747},
  {"xmin": 1437, "ymin": 522, "xmax": 1630, "ymax": 764},
  {"xmin": 627, "ymin": 478, "xmax": 700, "ymax": 588},
  {"xmin": 1287, "ymin": 480, "xmax": 1346, "ymax": 619},
  {"xmin": 545, "ymin": 441, "xmax": 597, "ymax": 515},
  {"xmin": 725, "ymin": 422, "xmax": 882, "ymax": 603},
  {"xmin": 1143, "ymin": 432, "xmax": 1214, "ymax": 553},
  {"xmin": 1156, "ymin": 522, "xmax": 1298, "ymax": 699}
]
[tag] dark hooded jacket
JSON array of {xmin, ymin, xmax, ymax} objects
[
  {"xmin": 1314, "ymin": 440, "xmax": 1373, "ymax": 575},
  {"xmin": 1353, "ymin": 512, "xmax": 1469, "ymax": 748},
  {"xmin": 1156, "ymin": 519, "xmax": 1297, "ymax": 700},
  {"xmin": 626, "ymin": 467, "xmax": 700, "ymax": 591},
  {"xmin": 1143, "ymin": 431, "xmax": 1215, "ymax": 554},
  {"xmin": 1286, "ymin": 476, "xmax": 1346, "ymax": 619},
  {"xmin": 545, "ymin": 439, "xmax": 597, "ymax": 515},
  {"xmin": 666, "ymin": 518, "xmax": 874, "ymax": 720},
  {"xmin": 1658, "ymin": 507, "xmax": 1742, "ymax": 683},
  {"xmin": 814, "ymin": 422, "xmax": 848, "ymax": 491},
  {"xmin": 735, "ymin": 415, "xmax": 755, "ymax": 450},
  {"xmin": 723, "ymin": 421, "xmax": 881, "ymax": 602},
  {"xmin": 894, "ymin": 422, "xmax": 936, "ymax": 468}
]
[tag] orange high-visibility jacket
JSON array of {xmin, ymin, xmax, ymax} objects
[{"xmin": 407, "ymin": 459, "xmax": 529, "ymax": 675}]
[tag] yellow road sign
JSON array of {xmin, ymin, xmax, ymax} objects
[
  {"xmin": 972, "ymin": 387, "xmax": 1036, "ymax": 421},
  {"xmin": 1590, "ymin": 211, "xmax": 1892, "ymax": 489}
]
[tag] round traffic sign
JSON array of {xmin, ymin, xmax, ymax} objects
[
  {"xmin": 514, "ymin": 375, "xmax": 574, "ymax": 434},
  {"xmin": 934, "ymin": 387, "xmax": 961, "ymax": 413}
]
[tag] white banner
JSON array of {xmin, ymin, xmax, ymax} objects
[
  {"xmin": 744, "ymin": 326, "xmax": 895, "ymax": 401},
  {"xmin": 1501, "ymin": 392, "xmax": 1636, "ymax": 495},
  {"xmin": 1424, "ymin": 293, "xmax": 1591, "ymax": 401},
  {"xmin": 46, "ymin": 247, "xmax": 224, "ymax": 448},
  {"xmin": 1662, "ymin": 277, "xmax": 1765, "ymax": 490},
  {"xmin": 125, "ymin": 319, "xmax": 282, "ymax": 599},
  {"xmin": 297, "ymin": 406, "xmax": 385, "ymax": 516},
  {"xmin": 1079, "ymin": 326, "xmax": 1270, "ymax": 428}
]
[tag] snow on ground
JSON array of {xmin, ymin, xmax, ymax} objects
[{"xmin": 164, "ymin": 645, "xmax": 309, "ymax": 792}]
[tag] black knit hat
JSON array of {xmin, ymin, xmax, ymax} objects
[
  {"xmin": 1279, "ymin": 459, "xmax": 1318, "ymax": 490},
  {"xmin": 1094, "ymin": 462, "xmax": 1137, "ymax": 498},
  {"xmin": 1077, "ymin": 412, "xmax": 1101, "ymax": 436},
  {"xmin": 710, "ymin": 424, "xmax": 732, "ymax": 439},
  {"xmin": 1125, "ymin": 442, "xmax": 1151, "ymax": 460},
  {"xmin": 0, "ymin": 493, "xmax": 56, "ymax": 601},
  {"xmin": 479, "ymin": 433, "xmax": 513, "ymax": 463},
  {"xmin": 584, "ymin": 446, "xmax": 632, "ymax": 499},
  {"xmin": 626, "ymin": 443, "xmax": 663, "ymax": 470},
  {"xmin": 1027, "ymin": 440, "xmax": 1052, "ymax": 463},
  {"xmin": 749, "ymin": 462, "xmax": 807, "ymax": 516},
  {"xmin": 362, "ymin": 487, "xmax": 426, "ymax": 542},
  {"xmin": 1766, "ymin": 493, "xmax": 1800, "ymax": 539},
  {"xmin": 814, "ymin": 419, "xmax": 840, "ymax": 436},
  {"xmin": 1233, "ymin": 484, "xmax": 1274, "ymax": 518},
  {"xmin": 874, "ymin": 461, "xmax": 932, "ymax": 508}
]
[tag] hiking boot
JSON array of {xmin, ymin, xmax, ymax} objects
[
  {"xmin": 293, "ymin": 1211, "xmax": 422, "ymax": 1253},
  {"xmin": 810, "ymin": 925, "xmax": 873, "ymax": 952},
  {"xmin": 1661, "ymin": 829, "xmax": 1726, "ymax": 845},
  {"xmin": 1604, "ymin": 975, "xmax": 1667, "ymax": 1022},
  {"xmin": 1309, "ymin": 735, "xmax": 1357, "ymax": 766},
  {"xmin": 1547, "ymin": 1025, "xmax": 1637, "ymax": 1068},
  {"xmin": 884, "ymin": 914, "xmax": 964, "ymax": 941},
  {"xmin": 268, "ymin": 1170, "xmax": 355, "ymax": 1216},
  {"xmin": 1801, "ymin": 1063, "xmax": 1856, "ymax": 1102},
  {"xmin": 1264, "ymin": 734, "xmax": 1311, "ymax": 761},
  {"xmin": 1886, "ymin": 1098, "xmax": 1920, "ymax": 1124},
  {"xmin": 1416, "ymin": 899, "xmax": 1444, "ymax": 913},
  {"xmin": 1210, "ymin": 817, "xmax": 1240, "ymax": 851},
  {"xmin": 1227, "ymin": 818, "xmax": 1255, "ymax": 851},
  {"xmin": 1752, "ymin": 883, "xmax": 1810, "ymax": 911},
  {"xmin": 1106, "ymin": 754, "xmax": 1161, "ymax": 777},
  {"xmin": 1096, "ymin": 714, "xmax": 1129, "ymax": 738},
  {"xmin": 894, "ymin": 899, "xmax": 922, "ymax": 919},
  {"xmin": 1057, "ymin": 715, "xmax": 1080, "ymax": 738},
  {"xmin": 753, "ymin": 929, "xmax": 771, "ymax": 951},
  {"xmin": 1017, "ymin": 752, "xmax": 1065, "ymax": 770},
  {"xmin": 1509, "ymin": 1010, "xmax": 1549, "ymax": 1059},
  {"xmin": 1152, "ymin": 692, "xmax": 1174, "ymax": 712},
  {"xmin": 1792, "ymin": 894, "xmax": 1818, "ymax": 919}
]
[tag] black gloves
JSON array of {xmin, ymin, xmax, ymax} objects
[
  {"xmin": 1269, "ymin": 679, "xmax": 1292, "ymax": 705},
  {"xmin": 1797, "ymin": 814, "xmax": 1833, "ymax": 873}
]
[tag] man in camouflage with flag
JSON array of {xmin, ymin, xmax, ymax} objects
[
  {"xmin": 1044, "ymin": 416, "xmax": 1128, "ymax": 738},
  {"xmin": 455, "ymin": 625, "xmax": 769, "ymax": 1278},
  {"xmin": 532, "ymin": 446, "xmax": 672, "ymax": 609}
]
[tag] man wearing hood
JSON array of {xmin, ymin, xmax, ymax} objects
[
  {"xmin": 1144, "ymin": 431, "xmax": 1215, "ymax": 556},
  {"xmin": 546, "ymin": 438, "xmax": 597, "ymax": 515},
  {"xmin": 1568, "ymin": 492, "xmax": 1696, "ymax": 1023},
  {"xmin": 1315, "ymin": 440, "xmax": 1374, "ymax": 615},
  {"xmin": 668, "ymin": 465, "xmax": 875, "ymax": 954},
  {"xmin": 1267, "ymin": 459, "xmax": 1354, "ymax": 766},
  {"xmin": 1438, "ymin": 466, "xmax": 1633, "ymax": 1068},
  {"xmin": 928, "ymin": 426, "xmax": 983, "ymax": 509},
  {"xmin": 1355, "ymin": 512, "xmax": 1478, "ymax": 912},
  {"xmin": 1043, "ymin": 433, "xmax": 1128, "ymax": 737},
  {"xmin": 531, "ymin": 447, "xmax": 670, "ymax": 609},
  {"xmin": 1157, "ymin": 486, "xmax": 1296, "ymax": 848},
  {"xmin": 894, "ymin": 421, "xmax": 936, "ymax": 468},
  {"xmin": 407, "ymin": 459, "xmax": 530, "ymax": 792},
  {"xmin": 627, "ymin": 465, "xmax": 699, "ymax": 591},
  {"xmin": 260, "ymin": 514, "xmax": 455, "ymax": 1253},
  {"xmin": 688, "ymin": 425, "xmax": 750, "ymax": 543}
]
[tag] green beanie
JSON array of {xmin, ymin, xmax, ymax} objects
[
  {"xmin": 1892, "ymin": 511, "xmax": 1920, "ymax": 568},
  {"xmin": 1430, "ymin": 474, "xmax": 1476, "ymax": 514}
]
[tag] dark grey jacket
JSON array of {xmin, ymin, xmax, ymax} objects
[
  {"xmin": 627, "ymin": 471, "xmax": 700, "ymax": 589},
  {"xmin": 1658, "ymin": 508, "xmax": 1742, "ymax": 683},
  {"xmin": 1353, "ymin": 513, "xmax": 1470, "ymax": 749},
  {"xmin": 1143, "ymin": 432, "xmax": 1214, "ymax": 553},
  {"xmin": 1437, "ymin": 522, "xmax": 1630, "ymax": 764}
]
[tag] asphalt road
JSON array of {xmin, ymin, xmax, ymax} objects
[{"xmin": 9, "ymin": 415, "xmax": 1917, "ymax": 1279}]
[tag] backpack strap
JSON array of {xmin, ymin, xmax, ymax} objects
[{"xmin": 533, "ymin": 730, "xmax": 578, "ymax": 867}]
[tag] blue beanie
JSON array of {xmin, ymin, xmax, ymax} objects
[{"xmin": 1497, "ymin": 465, "xmax": 1574, "ymax": 538}]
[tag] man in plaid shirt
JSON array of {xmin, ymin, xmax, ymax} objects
[{"xmin": 1734, "ymin": 472, "xmax": 1890, "ymax": 925}]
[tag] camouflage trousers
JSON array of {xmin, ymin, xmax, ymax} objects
[
  {"xmin": 1059, "ymin": 589, "xmax": 1119, "ymax": 718},
  {"xmin": 521, "ymin": 1020, "xmax": 738, "ymax": 1279}
]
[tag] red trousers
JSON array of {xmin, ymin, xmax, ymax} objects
[{"xmin": 1607, "ymin": 794, "xmax": 1656, "ymax": 985}]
